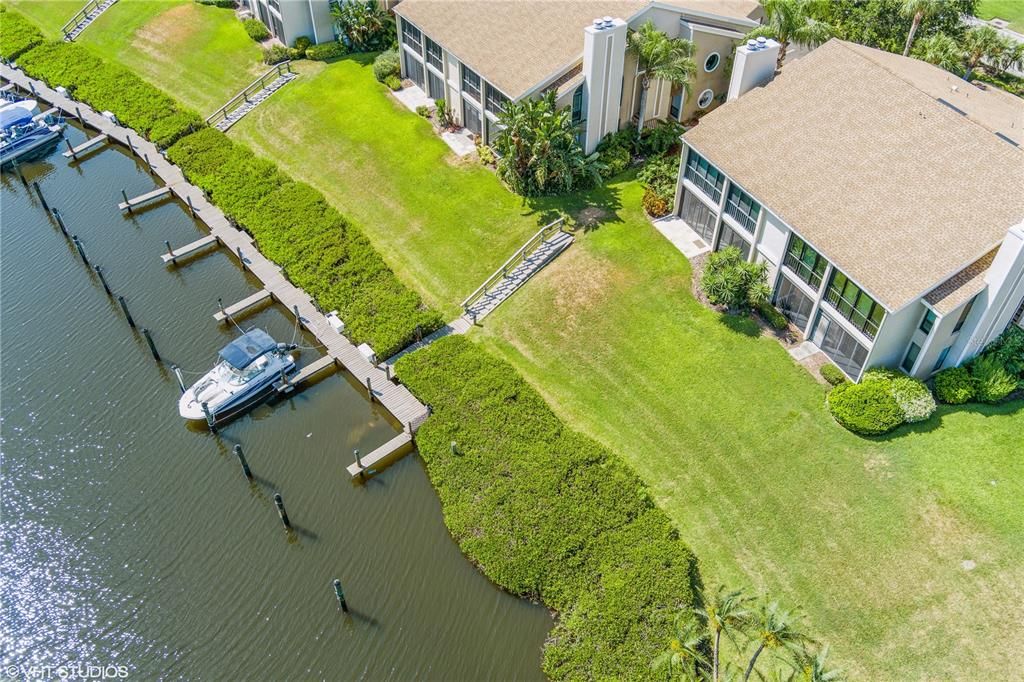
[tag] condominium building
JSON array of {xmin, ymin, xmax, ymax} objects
[
  {"xmin": 245, "ymin": 0, "xmax": 334, "ymax": 47},
  {"xmin": 671, "ymin": 39, "xmax": 1024, "ymax": 381},
  {"xmin": 393, "ymin": 0, "xmax": 764, "ymax": 152}
]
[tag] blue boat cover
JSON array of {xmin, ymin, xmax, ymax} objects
[
  {"xmin": 0, "ymin": 101, "xmax": 36, "ymax": 129},
  {"xmin": 219, "ymin": 328, "xmax": 278, "ymax": 369}
]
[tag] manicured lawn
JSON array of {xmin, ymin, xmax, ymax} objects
[
  {"xmin": 977, "ymin": 0, "xmax": 1024, "ymax": 31},
  {"xmin": 475, "ymin": 178, "xmax": 1024, "ymax": 679},
  {"xmin": 6, "ymin": 0, "xmax": 263, "ymax": 113}
]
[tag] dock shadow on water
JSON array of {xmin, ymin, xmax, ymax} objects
[{"xmin": 0, "ymin": 121, "xmax": 552, "ymax": 679}]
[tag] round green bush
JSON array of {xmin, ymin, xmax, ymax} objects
[
  {"xmin": 890, "ymin": 375, "xmax": 936, "ymax": 423},
  {"xmin": 933, "ymin": 366, "xmax": 975, "ymax": 404},
  {"xmin": 373, "ymin": 48, "xmax": 400, "ymax": 82},
  {"xmin": 827, "ymin": 381, "xmax": 904, "ymax": 436},
  {"xmin": 243, "ymin": 18, "xmax": 270, "ymax": 42},
  {"xmin": 293, "ymin": 35, "xmax": 312, "ymax": 53},
  {"xmin": 384, "ymin": 74, "xmax": 402, "ymax": 91},
  {"xmin": 820, "ymin": 364, "xmax": 847, "ymax": 386},
  {"xmin": 970, "ymin": 355, "xmax": 1018, "ymax": 403}
]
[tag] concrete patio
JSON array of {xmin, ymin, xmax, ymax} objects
[{"xmin": 651, "ymin": 215, "xmax": 711, "ymax": 259}]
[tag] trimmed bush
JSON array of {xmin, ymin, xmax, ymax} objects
[
  {"xmin": 14, "ymin": 38, "xmax": 201, "ymax": 148},
  {"xmin": 383, "ymin": 74, "xmax": 402, "ymax": 91},
  {"xmin": 0, "ymin": 6, "xmax": 44, "ymax": 61},
  {"xmin": 195, "ymin": 0, "xmax": 237, "ymax": 7},
  {"xmin": 168, "ymin": 129, "xmax": 442, "ymax": 356},
  {"xmin": 982, "ymin": 325, "xmax": 1024, "ymax": 382},
  {"xmin": 827, "ymin": 380, "xmax": 904, "ymax": 436},
  {"xmin": 395, "ymin": 336, "xmax": 701, "ymax": 681},
  {"xmin": 970, "ymin": 355, "xmax": 1017, "ymax": 403},
  {"xmin": 641, "ymin": 187, "xmax": 670, "ymax": 217},
  {"xmin": 372, "ymin": 48, "xmax": 400, "ymax": 82},
  {"xmin": 820, "ymin": 364, "xmax": 848, "ymax": 386},
  {"xmin": 933, "ymin": 366, "xmax": 975, "ymax": 404},
  {"xmin": 305, "ymin": 40, "xmax": 346, "ymax": 61},
  {"xmin": 243, "ymin": 18, "xmax": 270, "ymax": 42},
  {"xmin": 890, "ymin": 375, "xmax": 936, "ymax": 423},
  {"xmin": 637, "ymin": 153, "xmax": 678, "ymax": 215},
  {"xmin": 596, "ymin": 129, "xmax": 634, "ymax": 178},
  {"xmin": 292, "ymin": 35, "xmax": 312, "ymax": 53},
  {"xmin": 262, "ymin": 44, "xmax": 289, "ymax": 65},
  {"xmin": 757, "ymin": 300, "xmax": 788, "ymax": 331}
]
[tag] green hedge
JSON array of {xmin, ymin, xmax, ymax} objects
[
  {"xmin": 827, "ymin": 379, "xmax": 905, "ymax": 435},
  {"xmin": 305, "ymin": 41, "xmax": 347, "ymax": 61},
  {"xmin": 243, "ymin": 18, "xmax": 270, "ymax": 42},
  {"xmin": 933, "ymin": 366, "xmax": 974, "ymax": 404},
  {"xmin": 14, "ymin": 38, "xmax": 202, "ymax": 148},
  {"xmin": 168, "ymin": 129, "xmax": 442, "ymax": 357},
  {"xmin": 395, "ymin": 336, "xmax": 701, "ymax": 680},
  {"xmin": 820, "ymin": 364, "xmax": 847, "ymax": 386},
  {"xmin": 0, "ymin": 6, "xmax": 44, "ymax": 61}
]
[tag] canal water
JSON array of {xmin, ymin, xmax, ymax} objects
[{"xmin": 0, "ymin": 121, "xmax": 552, "ymax": 680}]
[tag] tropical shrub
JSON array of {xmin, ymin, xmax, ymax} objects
[
  {"xmin": 494, "ymin": 91, "xmax": 602, "ymax": 196},
  {"xmin": 435, "ymin": 98, "xmax": 455, "ymax": 128},
  {"xmin": 168, "ymin": 129, "xmax": 442, "ymax": 357},
  {"xmin": 933, "ymin": 366, "xmax": 975, "ymax": 404},
  {"xmin": 395, "ymin": 336, "xmax": 701, "ymax": 681},
  {"xmin": 969, "ymin": 355, "xmax": 1018, "ymax": 403},
  {"xmin": 476, "ymin": 142, "xmax": 496, "ymax": 166},
  {"xmin": 0, "ymin": 6, "xmax": 44, "ymax": 61},
  {"xmin": 14, "ymin": 38, "xmax": 201, "ymax": 148},
  {"xmin": 262, "ymin": 44, "xmax": 290, "ymax": 65},
  {"xmin": 331, "ymin": 0, "xmax": 395, "ymax": 52},
  {"xmin": 638, "ymin": 119, "xmax": 684, "ymax": 156},
  {"xmin": 415, "ymin": 104, "xmax": 430, "ymax": 117},
  {"xmin": 820, "ymin": 364, "xmax": 848, "ymax": 386},
  {"xmin": 596, "ymin": 129, "xmax": 635, "ymax": 178},
  {"xmin": 827, "ymin": 380, "xmax": 904, "ymax": 436},
  {"xmin": 305, "ymin": 40, "xmax": 346, "ymax": 61},
  {"xmin": 890, "ymin": 374, "xmax": 936, "ymax": 423},
  {"xmin": 372, "ymin": 48, "xmax": 400, "ymax": 82},
  {"xmin": 641, "ymin": 188, "xmax": 670, "ymax": 217},
  {"xmin": 757, "ymin": 300, "xmax": 789, "ymax": 330},
  {"xmin": 383, "ymin": 74, "xmax": 402, "ymax": 91},
  {"xmin": 637, "ymin": 153, "xmax": 679, "ymax": 215},
  {"xmin": 982, "ymin": 325, "xmax": 1024, "ymax": 381},
  {"xmin": 700, "ymin": 246, "xmax": 770, "ymax": 311},
  {"xmin": 292, "ymin": 35, "xmax": 312, "ymax": 54},
  {"xmin": 195, "ymin": 0, "xmax": 237, "ymax": 7},
  {"xmin": 243, "ymin": 18, "xmax": 270, "ymax": 42}
]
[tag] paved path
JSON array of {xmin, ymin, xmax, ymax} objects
[
  {"xmin": 1, "ymin": 63, "xmax": 431, "ymax": 443},
  {"xmin": 651, "ymin": 215, "xmax": 711, "ymax": 259},
  {"xmin": 63, "ymin": 0, "xmax": 117, "ymax": 42},
  {"xmin": 212, "ymin": 72, "xmax": 297, "ymax": 132}
]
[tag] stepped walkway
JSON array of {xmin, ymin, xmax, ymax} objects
[
  {"xmin": 206, "ymin": 62, "xmax": 297, "ymax": 132},
  {"xmin": 61, "ymin": 0, "xmax": 118, "ymax": 42}
]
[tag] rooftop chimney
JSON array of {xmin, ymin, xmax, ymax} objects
[{"xmin": 727, "ymin": 38, "xmax": 781, "ymax": 102}]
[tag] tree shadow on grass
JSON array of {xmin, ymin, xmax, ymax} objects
[
  {"xmin": 520, "ymin": 171, "xmax": 635, "ymax": 233},
  {"xmin": 861, "ymin": 398, "xmax": 1023, "ymax": 443},
  {"xmin": 717, "ymin": 311, "xmax": 761, "ymax": 338}
]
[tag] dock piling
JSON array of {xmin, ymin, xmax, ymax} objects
[
  {"xmin": 218, "ymin": 297, "xmax": 225, "ymax": 318},
  {"xmin": 51, "ymin": 208, "xmax": 68, "ymax": 236},
  {"xmin": 65, "ymin": 138, "xmax": 77, "ymax": 160},
  {"xmin": 71, "ymin": 235, "xmax": 89, "ymax": 266},
  {"xmin": 236, "ymin": 246, "xmax": 245, "ymax": 271},
  {"xmin": 165, "ymin": 240, "xmax": 175, "ymax": 265},
  {"xmin": 171, "ymin": 364, "xmax": 186, "ymax": 393},
  {"xmin": 187, "ymin": 194, "xmax": 196, "ymax": 217},
  {"xmin": 94, "ymin": 265, "xmax": 111, "ymax": 296},
  {"xmin": 292, "ymin": 304, "xmax": 302, "ymax": 329},
  {"xmin": 201, "ymin": 402, "xmax": 216, "ymax": 431},
  {"xmin": 117, "ymin": 295, "xmax": 136, "ymax": 328},
  {"xmin": 233, "ymin": 444, "xmax": 253, "ymax": 481},
  {"xmin": 366, "ymin": 377, "xmax": 373, "ymax": 402},
  {"xmin": 333, "ymin": 579, "xmax": 349, "ymax": 613},
  {"xmin": 32, "ymin": 181, "xmax": 49, "ymax": 211},
  {"xmin": 273, "ymin": 493, "xmax": 291, "ymax": 530},
  {"xmin": 121, "ymin": 189, "xmax": 132, "ymax": 214},
  {"xmin": 141, "ymin": 327, "xmax": 160, "ymax": 362},
  {"xmin": 354, "ymin": 448, "xmax": 362, "ymax": 469},
  {"xmin": 75, "ymin": 105, "xmax": 82, "ymax": 121},
  {"xmin": 143, "ymin": 152, "xmax": 152, "ymax": 174},
  {"xmin": 126, "ymin": 134, "xmax": 134, "ymax": 155}
]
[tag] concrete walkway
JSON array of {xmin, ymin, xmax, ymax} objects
[{"xmin": 651, "ymin": 215, "xmax": 711, "ymax": 259}]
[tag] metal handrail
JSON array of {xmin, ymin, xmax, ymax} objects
[
  {"xmin": 205, "ymin": 61, "xmax": 292, "ymax": 126},
  {"xmin": 460, "ymin": 217, "xmax": 566, "ymax": 312},
  {"xmin": 61, "ymin": 0, "xmax": 106, "ymax": 38}
]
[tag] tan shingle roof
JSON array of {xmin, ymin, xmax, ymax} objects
[
  {"xmin": 394, "ymin": 0, "xmax": 761, "ymax": 99},
  {"xmin": 925, "ymin": 249, "xmax": 997, "ymax": 315},
  {"xmin": 684, "ymin": 39, "xmax": 1024, "ymax": 311}
]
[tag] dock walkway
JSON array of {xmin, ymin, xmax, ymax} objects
[{"xmin": 1, "ymin": 64, "xmax": 430, "ymax": 472}]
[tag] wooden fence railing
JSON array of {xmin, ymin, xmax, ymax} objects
[{"xmin": 205, "ymin": 61, "xmax": 292, "ymax": 128}]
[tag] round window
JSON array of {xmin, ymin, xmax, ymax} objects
[
  {"xmin": 697, "ymin": 89, "xmax": 714, "ymax": 109},
  {"xmin": 704, "ymin": 52, "xmax": 721, "ymax": 72}
]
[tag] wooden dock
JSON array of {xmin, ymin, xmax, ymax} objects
[
  {"xmin": 63, "ymin": 133, "xmax": 108, "ymax": 158},
  {"xmin": 346, "ymin": 431, "xmax": 414, "ymax": 478},
  {"xmin": 0, "ymin": 63, "xmax": 431, "ymax": 478},
  {"xmin": 214, "ymin": 289, "xmax": 272, "ymax": 322},
  {"xmin": 162, "ymin": 234, "xmax": 218, "ymax": 264},
  {"xmin": 120, "ymin": 186, "xmax": 171, "ymax": 211},
  {"xmin": 278, "ymin": 355, "xmax": 337, "ymax": 393}
]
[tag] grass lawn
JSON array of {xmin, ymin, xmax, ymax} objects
[
  {"xmin": 475, "ymin": 178, "xmax": 1024, "ymax": 679},
  {"xmin": 6, "ymin": 0, "xmax": 264, "ymax": 113},
  {"xmin": 977, "ymin": 0, "xmax": 1024, "ymax": 31}
]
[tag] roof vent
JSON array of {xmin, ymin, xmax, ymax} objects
[
  {"xmin": 603, "ymin": 16, "xmax": 614, "ymax": 28},
  {"xmin": 756, "ymin": 37, "xmax": 767, "ymax": 48},
  {"xmin": 593, "ymin": 18, "xmax": 603, "ymax": 29},
  {"xmin": 747, "ymin": 39, "xmax": 758, "ymax": 50}
]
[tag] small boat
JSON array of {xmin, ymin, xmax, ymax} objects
[
  {"xmin": 179, "ymin": 328, "xmax": 297, "ymax": 424},
  {"xmin": 0, "ymin": 99, "xmax": 65, "ymax": 166}
]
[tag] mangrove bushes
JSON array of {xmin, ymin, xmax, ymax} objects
[
  {"xmin": 0, "ymin": 6, "xmax": 44, "ymax": 61},
  {"xmin": 395, "ymin": 336, "xmax": 702, "ymax": 680},
  {"xmin": 168, "ymin": 129, "xmax": 442, "ymax": 357}
]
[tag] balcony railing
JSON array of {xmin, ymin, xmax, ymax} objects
[
  {"xmin": 783, "ymin": 251, "xmax": 824, "ymax": 290},
  {"xmin": 683, "ymin": 164, "xmax": 723, "ymax": 204},
  {"xmin": 823, "ymin": 287, "xmax": 882, "ymax": 339}
]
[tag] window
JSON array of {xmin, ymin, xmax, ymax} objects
[
  {"xmin": 776, "ymin": 275, "xmax": 815, "ymax": 330},
  {"xmin": 919, "ymin": 309, "xmax": 936, "ymax": 335},
  {"xmin": 425, "ymin": 37, "xmax": 443, "ymax": 71},
  {"xmin": 680, "ymin": 190, "xmax": 716, "ymax": 242},
  {"xmin": 824, "ymin": 271, "xmax": 885, "ymax": 339},
  {"xmin": 953, "ymin": 296, "xmax": 976, "ymax": 332},
  {"xmin": 683, "ymin": 149, "xmax": 725, "ymax": 203},
  {"xmin": 813, "ymin": 312, "xmax": 870, "ymax": 378},
  {"xmin": 901, "ymin": 342, "xmax": 921, "ymax": 372},
  {"xmin": 670, "ymin": 90, "xmax": 682, "ymax": 119},
  {"xmin": 401, "ymin": 18, "xmax": 422, "ymax": 51},
  {"xmin": 783, "ymin": 235, "xmax": 828, "ymax": 290},
  {"xmin": 697, "ymin": 88, "xmax": 714, "ymax": 109},
  {"xmin": 427, "ymin": 69, "xmax": 444, "ymax": 100},
  {"xmin": 403, "ymin": 50, "xmax": 424, "ymax": 88},
  {"xmin": 724, "ymin": 184, "xmax": 760, "ymax": 233},
  {"xmin": 463, "ymin": 99, "xmax": 481, "ymax": 136},
  {"xmin": 461, "ymin": 66, "xmax": 481, "ymax": 101},
  {"xmin": 571, "ymin": 84, "xmax": 584, "ymax": 124},
  {"xmin": 704, "ymin": 52, "xmax": 721, "ymax": 72},
  {"xmin": 932, "ymin": 345, "xmax": 952, "ymax": 372},
  {"xmin": 485, "ymin": 83, "xmax": 509, "ymax": 115},
  {"xmin": 717, "ymin": 223, "xmax": 751, "ymax": 260},
  {"xmin": 268, "ymin": 0, "xmax": 280, "ymax": 11}
]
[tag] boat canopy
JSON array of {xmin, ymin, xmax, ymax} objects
[
  {"xmin": 0, "ymin": 101, "xmax": 38, "ymax": 129},
  {"xmin": 218, "ymin": 329, "xmax": 278, "ymax": 370}
]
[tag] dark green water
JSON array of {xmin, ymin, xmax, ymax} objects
[{"xmin": 0, "ymin": 121, "xmax": 552, "ymax": 680}]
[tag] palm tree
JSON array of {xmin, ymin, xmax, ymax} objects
[
  {"xmin": 962, "ymin": 25, "xmax": 1004, "ymax": 79},
  {"xmin": 331, "ymin": 0, "xmax": 390, "ymax": 51},
  {"xmin": 993, "ymin": 37, "xmax": 1024, "ymax": 74},
  {"xmin": 743, "ymin": 602, "xmax": 809, "ymax": 682},
  {"xmin": 652, "ymin": 612, "xmax": 710, "ymax": 680},
  {"xmin": 901, "ymin": 0, "xmax": 943, "ymax": 56},
  {"xmin": 912, "ymin": 33, "xmax": 963, "ymax": 72},
  {"xmin": 627, "ymin": 21, "xmax": 696, "ymax": 135},
  {"xmin": 745, "ymin": 0, "xmax": 833, "ymax": 70},
  {"xmin": 787, "ymin": 645, "xmax": 844, "ymax": 682},
  {"xmin": 696, "ymin": 586, "xmax": 753, "ymax": 682}
]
